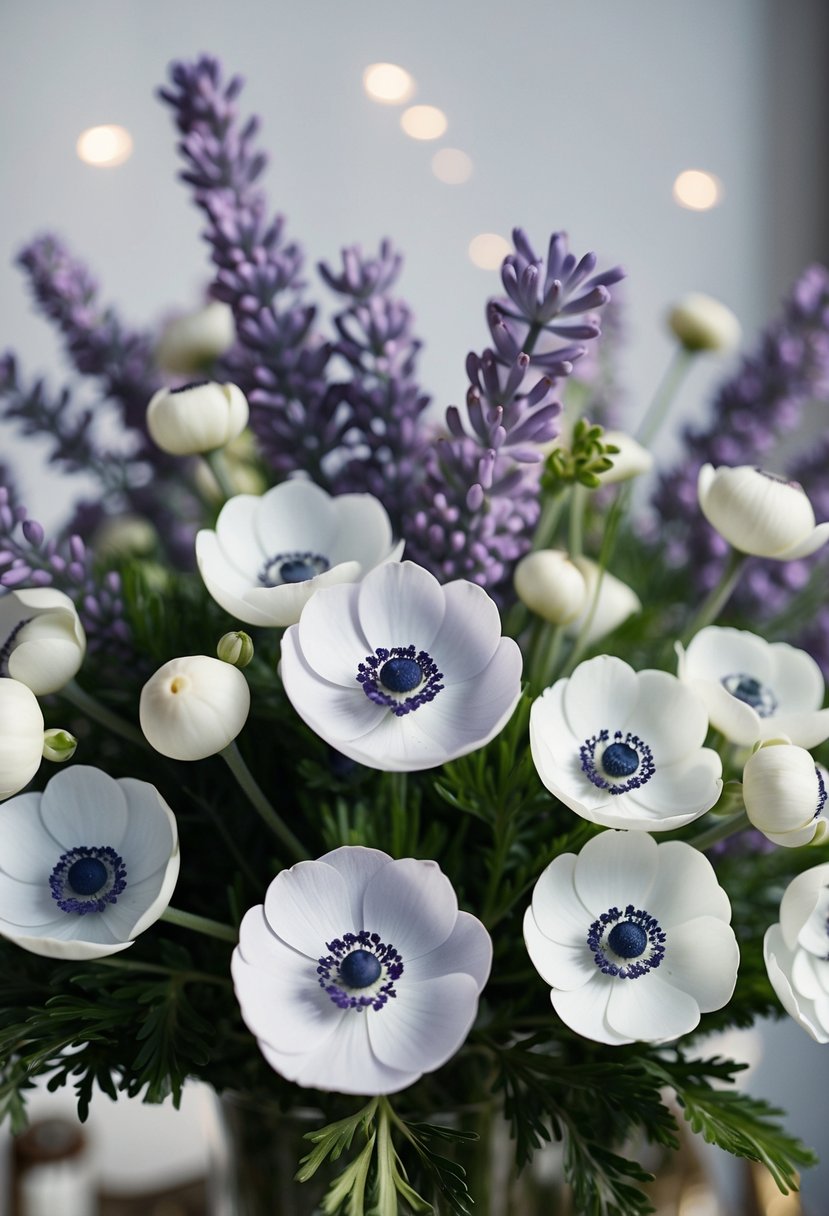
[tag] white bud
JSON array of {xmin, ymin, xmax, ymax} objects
[
  {"xmin": 698, "ymin": 464, "xmax": 829, "ymax": 560},
  {"xmin": 139, "ymin": 655, "xmax": 251, "ymax": 760},
  {"xmin": 42, "ymin": 728, "xmax": 78, "ymax": 763},
  {"xmin": 595, "ymin": 431, "xmax": 653, "ymax": 485},
  {"xmin": 217, "ymin": 630, "xmax": 254, "ymax": 668},
  {"xmin": 146, "ymin": 381, "xmax": 249, "ymax": 456},
  {"xmin": 566, "ymin": 557, "xmax": 642, "ymax": 645},
  {"xmin": 0, "ymin": 587, "xmax": 86, "ymax": 694},
  {"xmin": 743, "ymin": 739, "xmax": 828, "ymax": 847},
  {"xmin": 667, "ymin": 293, "xmax": 741, "ymax": 352},
  {"xmin": 93, "ymin": 513, "xmax": 157, "ymax": 559},
  {"xmin": 514, "ymin": 550, "xmax": 587, "ymax": 625},
  {"xmin": 0, "ymin": 678, "xmax": 44, "ymax": 799},
  {"xmin": 155, "ymin": 300, "xmax": 235, "ymax": 374}
]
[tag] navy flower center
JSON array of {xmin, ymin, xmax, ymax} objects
[
  {"xmin": 721, "ymin": 672, "xmax": 777, "ymax": 717},
  {"xmin": 580, "ymin": 729, "xmax": 655, "ymax": 794},
  {"xmin": 258, "ymin": 551, "xmax": 330, "ymax": 587},
  {"xmin": 317, "ymin": 930, "xmax": 404, "ymax": 1011},
  {"xmin": 358, "ymin": 644, "xmax": 444, "ymax": 715},
  {"xmin": 588, "ymin": 905, "xmax": 666, "ymax": 979},
  {"xmin": 50, "ymin": 845, "xmax": 127, "ymax": 915}
]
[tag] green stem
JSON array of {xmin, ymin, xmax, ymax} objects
[
  {"xmin": 688, "ymin": 810, "xmax": 749, "ymax": 851},
  {"xmin": 92, "ymin": 957, "xmax": 230, "ymax": 986},
  {"xmin": 531, "ymin": 488, "xmax": 570, "ymax": 552},
  {"xmin": 202, "ymin": 447, "xmax": 238, "ymax": 502},
  {"xmin": 567, "ymin": 484, "xmax": 587, "ymax": 559},
  {"xmin": 61, "ymin": 679, "xmax": 147, "ymax": 749},
  {"xmin": 681, "ymin": 549, "xmax": 748, "ymax": 643},
  {"xmin": 388, "ymin": 772, "xmax": 408, "ymax": 857},
  {"xmin": 220, "ymin": 742, "xmax": 310, "ymax": 862},
  {"xmin": 529, "ymin": 624, "xmax": 564, "ymax": 692},
  {"xmin": 634, "ymin": 347, "xmax": 693, "ymax": 448},
  {"xmin": 161, "ymin": 906, "xmax": 238, "ymax": 943}
]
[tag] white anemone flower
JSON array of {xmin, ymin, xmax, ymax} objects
[
  {"xmin": 764, "ymin": 863, "xmax": 829, "ymax": 1043},
  {"xmin": 280, "ymin": 561, "xmax": 523, "ymax": 772},
  {"xmin": 565, "ymin": 558, "xmax": 641, "ymax": 646},
  {"xmin": 530, "ymin": 655, "xmax": 721, "ymax": 831},
  {"xmin": 677, "ymin": 626, "xmax": 829, "ymax": 748},
  {"xmin": 1, "ymin": 678, "xmax": 45, "ymax": 800},
  {"xmin": 140, "ymin": 655, "xmax": 251, "ymax": 761},
  {"xmin": 0, "ymin": 587, "xmax": 86, "ymax": 694},
  {"xmin": 697, "ymin": 464, "xmax": 829, "ymax": 560},
  {"xmin": 232, "ymin": 846, "xmax": 491, "ymax": 1095},
  {"xmin": 524, "ymin": 830, "xmax": 739, "ymax": 1045},
  {"xmin": 742, "ymin": 739, "xmax": 829, "ymax": 848},
  {"xmin": 147, "ymin": 380, "xmax": 249, "ymax": 456},
  {"xmin": 0, "ymin": 765, "xmax": 179, "ymax": 960},
  {"xmin": 513, "ymin": 549, "xmax": 587, "ymax": 625},
  {"xmin": 196, "ymin": 480, "xmax": 404, "ymax": 628}
]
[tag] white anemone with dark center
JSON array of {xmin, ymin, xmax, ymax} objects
[
  {"xmin": 530, "ymin": 654, "xmax": 722, "ymax": 831},
  {"xmin": 524, "ymin": 830, "xmax": 739, "ymax": 1045},
  {"xmin": 677, "ymin": 626, "xmax": 829, "ymax": 748},
  {"xmin": 0, "ymin": 765, "xmax": 179, "ymax": 959},
  {"xmin": 280, "ymin": 560, "xmax": 522, "ymax": 772},
  {"xmin": 232, "ymin": 846, "xmax": 492, "ymax": 1095},
  {"xmin": 764, "ymin": 862, "xmax": 829, "ymax": 1043},
  {"xmin": 0, "ymin": 587, "xmax": 86, "ymax": 695},
  {"xmin": 196, "ymin": 479, "xmax": 404, "ymax": 628}
]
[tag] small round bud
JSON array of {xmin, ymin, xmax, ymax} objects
[
  {"xmin": 217, "ymin": 630, "xmax": 254, "ymax": 668},
  {"xmin": 139, "ymin": 655, "xmax": 251, "ymax": 761},
  {"xmin": 514, "ymin": 550, "xmax": 587, "ymax": 625},
  {"xmin": 42, "ymin": 728, "xmax": 79, "ymax": 764},
  {"xmin": 743, "ymin": 738, "xmax": 829, "ymax": 847},
  {"xmin": 667, "ymin": 293, "xmax": 741, "ymax": 352},
  {"xmin": 155, "ymin": 301, "xmax": 235, "ymax": 375},
  {"xmin": 146, "ymin": 381, "xmax": 249, "ymax": 456},
  {"xmin": 698, "ymin": 464, "xmax": 829, "ymax": 560}
]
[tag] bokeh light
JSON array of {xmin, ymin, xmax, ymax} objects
[
  {"xmin": 468, "ymin": 233, "xmax": 511, "ymax": 269},
  {"xmin": 76, "ymin": 125, "xmax": 133, "ymax": 168},
  {"xmin": 431, "ymin": 148, "xmax": 473, "ymax": 185},
  {"xmin": 400, "ymin": 105, "xmax": 448, "ymax": 141},
  {"xmin": 672, "ymin": 169, "xmax": 721, "ymax": 211},
  {"xmin": 362, "ymin": 63, "xmax": 415, "ymax": 105}
]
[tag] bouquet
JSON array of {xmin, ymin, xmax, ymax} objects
[{"xmin": 1, "ymin": 52, "xmax": 828, "ymax": 1216}]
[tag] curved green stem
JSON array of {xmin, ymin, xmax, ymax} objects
[
  {"xmin": 688, "ymin": 810, "xmax": 749, "ymax": 851},
  {"xmin": 388, "ymin": 772, "xmax": 408, "ymax": 858},
  {"xmin": 202, "ymin": 447, "xmax": 238, "ymax": 503},
  {"xmin": 567, "ymin": 484, "xmax": 587, "ymax": 559},
  {"xmin": 681, "ymin": 549, "xmax": 748, "ymax": 643},
  {"xmin": 221, "ymin": 742, "xmax": 310, "ymax": 862},
  {"xmin": 635, "ymin": 347, "xmax": 693, "ymax": 448},
  {"xmin": 62, "ymin": 679, "xmax": 147, "ymax": 750},
  {"xmin": 161, "ymin": 906, "xmax": 238, "ymax": 943},
  {"xmin": 531, "ymin": 489, "xmax": 570, "ymax": 552}
]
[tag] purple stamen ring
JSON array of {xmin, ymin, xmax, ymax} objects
[
  {"xmin": 49, "ymin": 845, "xmax": 127, "ymax": 914},
  {"xmin": 317, "ymin": 930, "xmax": 404, "ymax": 1011},
  {"xmin": 579, "ymin": 729, "xmax": 655, "ymax": 795},
  {"xmin": 357, "ymin": 644, "xmax": 444, "ymax": 715},
  {"xmin": 588, "ymin": 904, "xmax": 666, "ymax": 979}
]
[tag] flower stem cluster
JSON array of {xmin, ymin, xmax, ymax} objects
[{"xmin": 541, "ymin": 419, "xmax": 621, "ymax": 492}]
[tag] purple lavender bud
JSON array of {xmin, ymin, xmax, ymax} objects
[{"xmin": 21, "ymin": 519, "xmax": 45, "ymax": 547}]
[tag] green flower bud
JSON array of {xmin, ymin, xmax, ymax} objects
[
  {"xmin": 42, "ymin": 728, "xmax": 79, "ymax": 764},
  {"xmin": 217, "ymin": 631, "xmax": 255, "ymax": 669}
]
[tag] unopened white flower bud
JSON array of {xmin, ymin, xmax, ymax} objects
[
  {"xmin": 147, "ymin": 381, "xmax": 249, "ymax": 456},
  {"xmin": 42, "ymin": 728, "xmax": 79, "ymax": 763},
  {"xmin": 0, "ymin": 588, "xmax": 86, "ymax": 694},
  {"xmin": 217, "ymin": 630, "xmax": 254, "ymax": 668},
  {"xmin": 743, "ymin": 738, "xmax": 829, "ymax": 847},
  {"xmin": 93, "ymin": 513, "xmax": 157, "ymax": 560},
  {"xmin": 566, "ymin": 558, "xmax": 641, "ymax": 645},
  {"xmin": 0, "ymin": 678, "xmax": 44, "ymax": 799},
  {"xmin": 698, "ymin": 464, "xmax": 829, "ymax": 560},
  {"xmin": 139, "ymin": 655, "xmax": 251, "ymax": 761},
  {"xmin": 668, "ymin": 293, "xmax": 741, "ymax": 353},
  {"xmin": 155, "ymin": 301, "xmax": 235, "ymax": 374},
  {"xmin": 514, "ymin": 550, "xmax": 587, "ymax": 625},
  {"xmin": 595, "ymin": 431, "xmax": 653, "ymax": 485}
]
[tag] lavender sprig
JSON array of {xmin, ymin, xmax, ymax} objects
[{"xmin": 159, "ymin": 55, "xmax": 344, "ymax": 481}]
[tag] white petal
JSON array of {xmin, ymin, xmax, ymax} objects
[
  {"xmin": 264, "ymin": 860, "xmax": 357, "ymax": 957},
  {"xmin": 214, "ymin": 495, "xmax": 268, "ymax": 578},
  {"xmin": 530, "ymin": 852, "xmax": 592, "ymax": 946},
  {"xmin": 356, "ymin": 562, "xmax": 446, "ymax": 652},
  {"xmin": 683, "ymin": 627, "xmax": 774, "ymax": 686},
  {"xmin": 778, "ymin": 863, "xmax": 829, "ymax": 951},
  {"xmin": 115, "ymin": 779, "xmax": 178, "ymax": 884},
  {"xmin": 763, "ymin": 710, "xmax": 829, "ymax": 750},
  {"xmin": 573, "ymin": 830, "xmax": 658, "ymax": 915},
  {"xmin": 232, "ymin": 945, "xmax": 342, "ymax": 1053},
  {"xmin": 0, "ymin": 792, "xmax": 55, "ymax": 880},
  {"xmin": 98, "ymin": 864, "xmax": 178, "ymax": 940},
  {"xmin": 362, "ymin": 858, "xmax": 457, "ymax": 957},
  {"xmin": 764, "ymin": 925, "xmax": 829, "ymax": 1042},
  {"xmin": 791, "ymin": 949, "xmax": 824, "ymax": 1000},
  {"xmin": 325, "ymin": 704, "xmax": 466, "ymax": 773},
  {"xmin": 294, "ymin": 581, "xmax": 371, "ymax": 686},
  {"xmin": 316, "ymin": 847, "xmax": 393, "ymax": 928},
  {"xmin": 646, "ymin": 841, "xmax": 732, "ymax": 926},
  {"xmin": 328, "ymin": 495, "xmax": 394, "ymax": 568},
  {"xmin": 607, "ymin": 974, "xmax": 700, "ymax": 1042},
  {"xmin": 403, "ymin": 642, "xmax": 522, "ymax": 756},
  {"xmin": 261, "ymin": 1006, "xmax": 419, "ymax": 1094},
  {"xmin": 254, "ymin": 480, "xmax": 337, "ymax": 557},
  {"xmin": 428, "ymin": 580, "xmax": 504, "ymax": 681},
  {"xmin": 279, "ymin": 628, "xmax": 388, "ymax": 742},
  {"xmin": 243, "ymin": 562, "xmax": 362, "ymax": 628},
  {"xmin": 561, "ymin": 656, "xmax": 639, "ymax": 742},
  {"xmin": 551, "ymin": 974, "xmax": 629, "ymax": 1045},
  {"xmin": 235, "ymin": 904, "xmax": 285, "ymax": 970},
  {"xmin": 661, "ymin": 917, "xmax": 739, "ymax": 1011},
  {"xmin": 623, "ymin": 670, "xmax": 709, "ymax": 763},
  {"xmin": 627, "ymin": 751, "xmax": 722, "ymax": 821},
  {"xmin": 40, "ymin": 766, "xmax": 128, "ymax": 849},
  {"xmin": 691, "ymin": 679, "xmax": 762, "ymax": 745},
  {"xmin": 776, "ymin": 521, "xmax": 829, "ymax": 560},
  {"xmin": 767, "ymin": 642, "xmax": 824, "ymax": 712},
  {"xmin": 405, "ymin": 910, "xmax": 492, "ymax": 990},
  {"xmin": 196, "ymin": 531, "xmax": 279, "ymax": 627},
  {"xmin": 0, "ymin": 872, "xmax": 62, "ymax": 926},
  {"xmin": 368, "ymin": 973, "xmax": 480, "ymax": 1073},
  {"xmin": 523, "ymin": 906, "xmax": 596, "ymax": 991},
  {"xmin": 0, "ymin": 927, "xmax": 133, "ymax": 961}
]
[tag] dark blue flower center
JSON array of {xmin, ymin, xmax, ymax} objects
[
  {"xmin": 50, "ymin": 845, "xmax": 127, "ymax": 915},
  {"xmin": 317, "ymin": 930, "xmax": 404, "ymax": 1011},
  {"xmin": 258, "ymin": 551, "xmax": 330, "ymax": 587},
  {"xmin": 588, "ymin": 905, "xmax": 666, "ymax": 979},
  {"xmin": 721, "ymin": 672, "xmax": 777, "ymax": 717},
  {"xmin": 358, "ymin": 645, "xmax": 444, "ymax": 716},
  {"xmin": 339, "ymin": 949, "xmax": 382, "ymax": 988},
  {"xmin": 601, "ymin": 742, "xmax": 639, "ymax": 778},
  {"xmin": 379, "ymin": 657, "xmax": 423, "ymax": 693}
]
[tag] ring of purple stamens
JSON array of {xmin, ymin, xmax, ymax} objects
[
  {"xmin": 579, "ymin": 729, "xmax": 655, "ymax": 794},
  {"xmin": 317, "ymin": 930, "xmax": 404, "ymax": 1011},
  {"xmin": 49, "ymin": 845, "xmax": 127, "ymax": 914},
  {"xmin": 721, "ymin": 672, "xmax": 777, "ymax": 718},
  {"xmin": 587, "ymin": 904, "xmax": 666, "ymax": 979},
  {"xmin": 357, "ymin": 644, "xmax": 444, "ymax": 715},
  {"xmin": 258, "ymin": 551, "xmax": 330, "ymax": 587},
  {"xmin": 815, "ymin": 767, "xmax": 827, "ymax": 821}
]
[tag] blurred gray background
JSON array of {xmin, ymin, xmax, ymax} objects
[{"xmin": 1, "ymin": 0, "xmax": 829, "ymax": 1209}]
